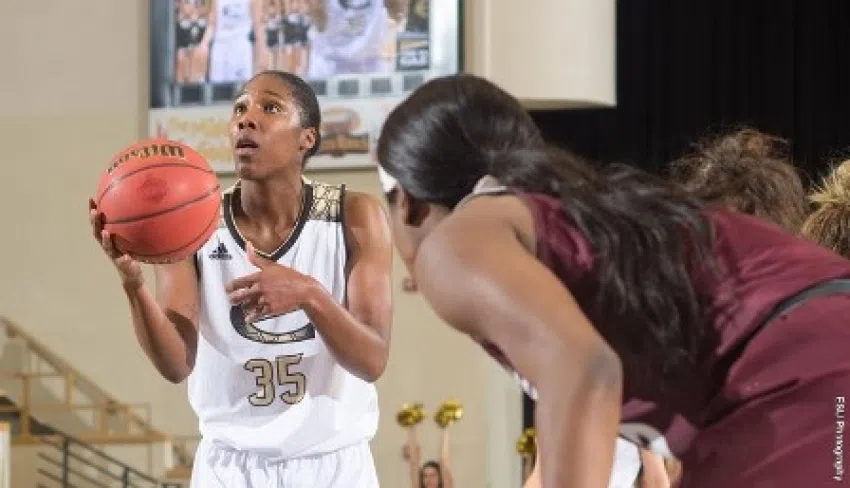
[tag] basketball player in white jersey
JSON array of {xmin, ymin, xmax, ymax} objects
[
  {"xmin": 89, "ymin": 70, "xmax": 393, "ymax": 487},
  {"xmin": 202, "ymin": 0, "xmax": 267, "ymax": 82},
  {"xmin": 307, "ymin": 0, "xmax": 408, "ymax": 79}
]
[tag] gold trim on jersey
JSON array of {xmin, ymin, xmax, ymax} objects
[{"xmin": 307, "ymin": 181, "xmax": 343, "ymax": 222}]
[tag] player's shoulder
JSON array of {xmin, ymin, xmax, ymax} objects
[
  {"xmin": 303, "ymin": 177, "xmax": 345, "ymax": 223},
  {"xmin": 342, "ymin": 189, "xmax": 388, "ymax": 235},
  {"xmin": 446, "ymin": 193, "xmax": 536, "ymax": 247},
  {"xmin": 303, "ymin": 178, "xmax": 385, "ymax": 223}
]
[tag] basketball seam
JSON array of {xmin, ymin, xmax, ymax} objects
[
  {"xmin": 107, "ymin": 185, "xmax": 220, "ymax": 224},
  {"xmin": 96, "ymin": 162, "xmax": 215, "ymax": 205},
  {"xmin": 131, "ymin": 196, "xmax": 221, "ymax": 263}
]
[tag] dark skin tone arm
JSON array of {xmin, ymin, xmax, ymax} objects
[
  {"xmin": 413, "ymin": 195, "xmax": 623, "ymax": 488},
  {"xmin": 128, "ymin": 262, "xmax": 199, "ymax": 383},
  {"xmin": 227, "ymin": 191, "xmax": 393, "ymax": 382},
  {"xmin": 89, "ymin": 201, "xmax": 199, "ymax": 384}
]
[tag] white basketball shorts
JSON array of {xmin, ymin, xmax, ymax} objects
[{"xmin": 190, "ymin": 438, "xmax": 380, "ymax": 488}]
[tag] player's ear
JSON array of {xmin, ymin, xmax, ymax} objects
[
  {"xmin": 397, "ymin": 187, "xmax": 430, "ymax": 227},
  {"xmin": 299, "ymin": 127, "xmax": 318, "ymax": 154}
]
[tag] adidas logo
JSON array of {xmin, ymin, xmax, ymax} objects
[{"xmin": 209, "ymin": 243, "xmax": 232, "ymax": 260}]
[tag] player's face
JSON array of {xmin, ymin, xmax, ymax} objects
[
  {"xmin": 421, "ymin": 466, "xmax": 440, "ymax": 488},
  {"xmin": 386, "ymin": 187, "xmax": 450, "ymax": 288},
  {"xmin": 229, "ymin": 75, "xmax": 314, "ymax": 180}
]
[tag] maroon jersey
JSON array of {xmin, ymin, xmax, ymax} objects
[{"xmin": 517, "ymin": 191, "xmax": 850, "ymax": 487}]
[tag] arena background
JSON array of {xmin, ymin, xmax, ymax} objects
[{"xmin": 1, "ymin": 0, "xmax": 849, "ymax": 487}]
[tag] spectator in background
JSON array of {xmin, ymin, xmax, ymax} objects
[
  {"xmin": 802, "ymin": 160, "xmax": 850, "ymax": 258},
  {"xmin": 403, "ymin": 425, "xmax": 454, "ymax": 488},
  {"xmin": 669, "ymin": 127, "xmax": 808, "ymax": 233}
]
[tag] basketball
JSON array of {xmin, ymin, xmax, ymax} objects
[{"xmin": 95, "ymin": 138, "xmax": 221, "ymax": 264}]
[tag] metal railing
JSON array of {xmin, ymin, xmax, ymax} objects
[{"xmin": 35, "ymin": 433, "xmax": 183, "ymax": 488}]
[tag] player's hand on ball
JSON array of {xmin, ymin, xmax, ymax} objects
[
  {"xmin": 89, "ymin": 198, "xmax": 143, "ymax": 286},
  {"xmin": 225, "ymin": 241, "xmax": 317, "ymax": 322}
]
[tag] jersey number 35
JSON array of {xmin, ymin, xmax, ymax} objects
[{"xmin": 244, "ymin": 354, "xmax": 307, "ymax": 406}]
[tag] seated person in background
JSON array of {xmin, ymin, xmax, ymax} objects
[
  {"xmin": 801, "ymin": 160, "xmax": 850, "ymax": 258},
  {"xmin": 669, "ymin": 127, "xmax": 808, "ymax": 233},
  {"xmin": 402, "ymin": 422, "xmax": 454, "ymax": 488}
]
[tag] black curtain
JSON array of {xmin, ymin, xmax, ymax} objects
[{"xmin": 523, "ymin": 0, "xmax": 850, "ymax": 429}]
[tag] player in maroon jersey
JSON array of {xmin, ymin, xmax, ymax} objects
[{"xmin": 375, "ymin": 74, "xmax": 850, "ymax": 488}]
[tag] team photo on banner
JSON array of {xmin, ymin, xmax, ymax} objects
[{"xmin": 148, "ymin": 0, "xmax": 461, "ymax": 172}]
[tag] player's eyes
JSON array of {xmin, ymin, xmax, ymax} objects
[
  {"xmin": 233, "ymin": 102, "xmax": 247, "ymax": 115},
  {"xmin": 264, "ymin": 103, "xmax": 282, "ymax": 114}
]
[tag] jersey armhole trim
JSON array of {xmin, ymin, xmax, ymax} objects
[
  {"xmin": 340, "ymin": 184, "xmax": 352, "ymax": 276},
  {"xmin": 193, "ymin": 252, "xmax": 201, "ymax": 281}
]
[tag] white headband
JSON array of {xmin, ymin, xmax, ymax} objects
[{"xmin": 377, "ymin": 166, "xmax": 398, "ymax": 193}]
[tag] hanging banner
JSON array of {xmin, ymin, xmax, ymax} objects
[{"xmin": 148, "ymin": 0, "xmax": 460, "ymax": 172}]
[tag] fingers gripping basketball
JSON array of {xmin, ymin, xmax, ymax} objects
[{"xmin": 95, "ymin": 138, "xmax": 221, "ymax": 264}]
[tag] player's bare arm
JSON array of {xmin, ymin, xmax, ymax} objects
[
  {"xmin": 307, "ymin": 190, "xmax": 393, "ymax": 381},
  {"xmin": 136, "ymin": 261, "xmax": 200, "ymax": 383},
  {"xmin": 89, "ymin": 200, "xmax": 200, "ymax": 384},
  {"xmin": 226, "ymin": 191, "xmax": 393, "ymax": 382},
  {"xmin": 413, "ymin": 197, "xmax": 623, "ymax": 488}
]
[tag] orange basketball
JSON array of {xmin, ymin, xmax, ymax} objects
[{"xmin": 95, "ymin": 138, "xmax": 221, "ymax": 264}]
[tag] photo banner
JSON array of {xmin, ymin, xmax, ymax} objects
[{"xmin": 148, "ymin": 0, "xmax": 461, "ymax": 172}]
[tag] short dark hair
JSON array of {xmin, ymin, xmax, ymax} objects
[
  {"xmin": 669, "ymin": 127, "xmax": 807, "ymax": 233},
  {"xmin": 249, "ymin": 70, "xmax": 322, "ymax": 164}
]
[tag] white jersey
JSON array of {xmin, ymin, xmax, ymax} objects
[
  {"xmin": 213, "ymin": 0, "xmax": 253, "ymax": 41},
  {"xmin": 310, "ymin": 0, "xmax": 390, "ymax": 61},
  {"xmin": 188, "ymin": 179, "xmax": 379, "ymax": 460}
]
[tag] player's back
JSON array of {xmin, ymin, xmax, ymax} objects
[{"xmin": 188, "ymin": 179, "xmax": 378, "ymax": 460}]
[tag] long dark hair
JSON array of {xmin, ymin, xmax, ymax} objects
[{"xmin": 377, "ymin": 74, "xmax": 716, "ymax": 382}]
